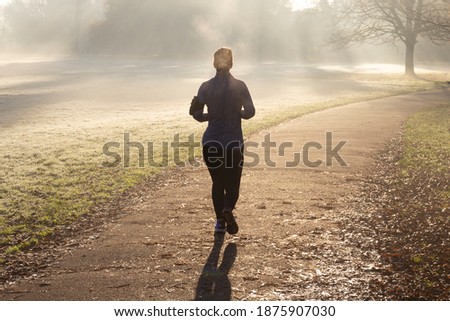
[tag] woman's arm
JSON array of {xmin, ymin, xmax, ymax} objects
[
  {"xmin": 190, "ymin": 96, "xmax": 208, "ymax": 122},
  {"xmin": 192, "ymin": 84, "xmax": 209, "ymax": 122},
  {"xmin": 240, "ymin": 83, "xmax": 255, "ymax": 119},
  {"xmin": 193, "ymin": 108, "xmax": 209, "ymax": 122}
]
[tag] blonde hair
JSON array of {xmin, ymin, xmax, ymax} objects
[{"xmin": 213, "ymin": 47, "xmax": 233, "ymax": 71}]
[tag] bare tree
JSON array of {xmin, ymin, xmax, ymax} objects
[{"xmin": 331, "ymin": 0, "xmax": 450, "ymax": 76}]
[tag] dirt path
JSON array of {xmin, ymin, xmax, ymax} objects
[{"xmin": 1, "ymin": 89, "xmax": 449, "ymax": 300}]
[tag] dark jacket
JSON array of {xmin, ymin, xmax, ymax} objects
[{"xmin": 193, "ymin": 70, "xmax": 255, "ymax": 147}]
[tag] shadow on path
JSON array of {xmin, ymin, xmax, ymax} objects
[{"xmin": 194, "ymin": 234, "xmax": 237, "ymax": 301}]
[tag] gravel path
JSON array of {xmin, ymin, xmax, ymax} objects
[{"xmin": 1, "ymin": 89, "xmax": 449, "ymax": 300}]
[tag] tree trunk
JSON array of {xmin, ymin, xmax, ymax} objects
[{"xmin": 405, "ymin": 41, "xmax": 416, "ymax": 77}]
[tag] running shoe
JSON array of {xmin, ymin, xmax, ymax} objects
[
  {"xmin": 222, "ymin": 210, "xmax": 238, "ymax": 234},
  {"xmin": 214, "ymin": 219, "xmax": 226, "ymax": 233}
]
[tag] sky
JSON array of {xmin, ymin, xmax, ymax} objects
[
  {"xmin": 0, "ymin": 0, "xmax": 317, "ymax": 11},
  {"xmin": 0, "ymin": 0, "xmax": 11, "ymax": 8},
  {"xmin": 290, "ymin": 0, "xmax": 319, "ymax": 11}
]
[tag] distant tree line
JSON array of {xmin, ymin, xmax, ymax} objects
[
  {"xmin": 0, "ymin": 0, "xmax": 100, "ymax": 53},
  {"xmin": 0, "ymin": 0, "xmax": 449, "ymax": 72},
  {"xmin": 0, "ymin": 0, "xmax": 335, "ymax": 60}
]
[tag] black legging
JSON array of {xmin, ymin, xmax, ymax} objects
[{"xmin": 203, "ymin": 144, "xmax": 244, "ymax": 219}]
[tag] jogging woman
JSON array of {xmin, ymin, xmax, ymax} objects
[{"xmin": 190, "ymin": 48, "xmax": 255, "ymax": 234}]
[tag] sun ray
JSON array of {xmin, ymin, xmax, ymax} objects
[{"xmin": 290, "ymin": 0, "xmax": 317, "ymax": 11}]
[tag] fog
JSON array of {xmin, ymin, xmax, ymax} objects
[
  {"xmin": 1, "ymin": 1, "xmax": 449, "ymax": 303},
  {"xmin": 0, "ymin": 1, "xmax": 448, "ymax": 128},
  {"xmin": 0, "ymin": 0, "xmax": 449, "ymax": 64},
  {"xmin": 0, "ymin": 0, "xmax": 449, "ymax": 130}
]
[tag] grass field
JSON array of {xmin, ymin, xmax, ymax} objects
[
  {"xmin": 373, "ymin": 104, "xmax": 450, "ymax": 298},
  {"xmin": 399, "ymin": 104, "xmax": 450, "ymax": 212},
  {"xmin": 401, "ymin": 105, "xmax": 450, "ymax": 176},
  {"xmin": 0, "ymin": 58, "xmax": 448, "ymax": 259}
]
